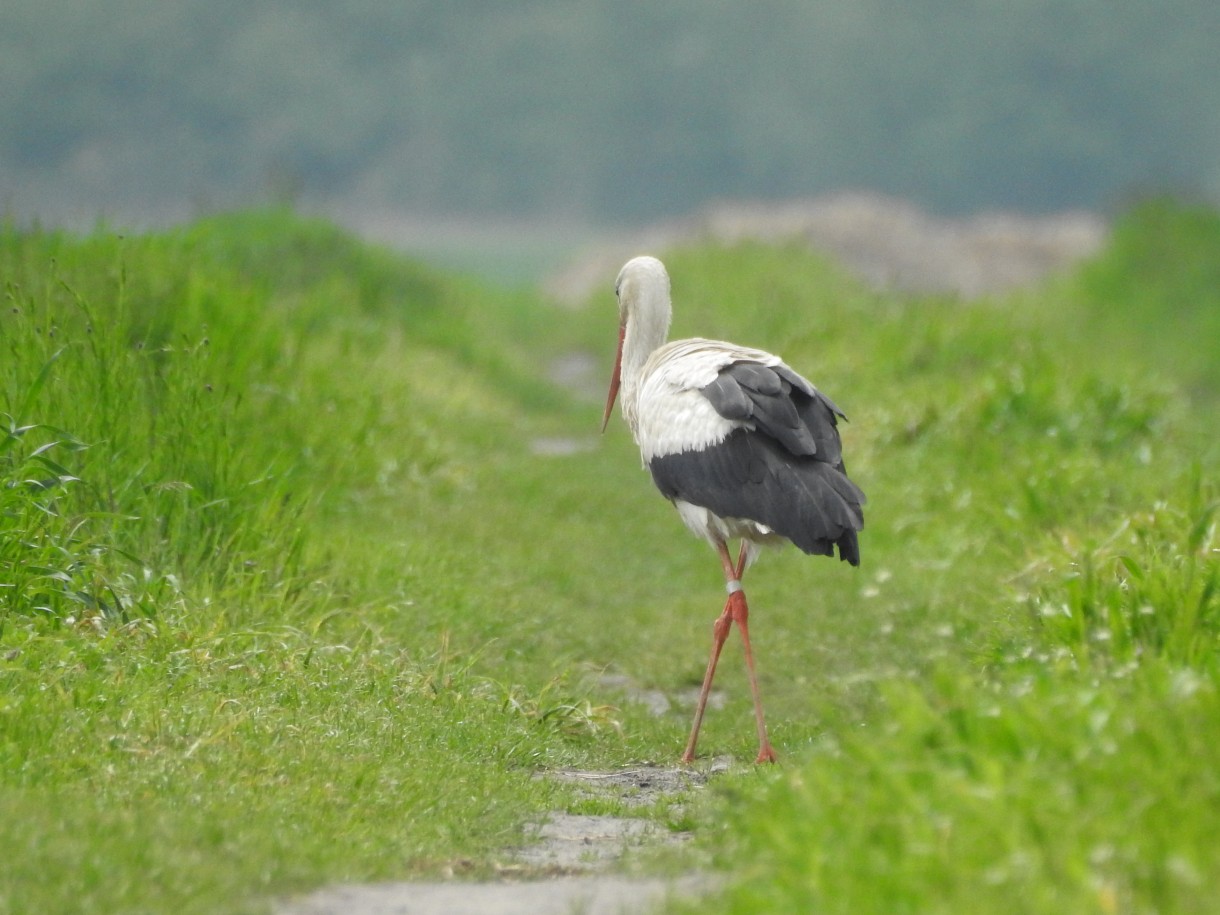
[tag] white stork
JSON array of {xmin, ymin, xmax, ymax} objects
[{"xmin": 602, "ymin": 255, "xmax": 865, "ymax": 763}]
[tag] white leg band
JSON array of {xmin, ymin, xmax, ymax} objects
[{"xmin": 726, "ymin": 579, "xmax": 743, "ymax": 595}]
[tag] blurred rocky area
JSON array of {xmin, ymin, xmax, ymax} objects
[{"xmin": 546, "ymin": 192, "xmax": 1107, "ymax": 303}]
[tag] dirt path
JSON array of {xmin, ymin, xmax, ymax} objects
[
  {"xmin": 280, "ymin": 874, "xmax": 709, "ymax": 915},
  {"xmin": 275, "ymin": 764, "xmax": 724, "ymax": 915}
]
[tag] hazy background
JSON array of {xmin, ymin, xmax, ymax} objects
[{"xmin": 4, "ymin": 0, "xmax": 1218, "ymax": 245}]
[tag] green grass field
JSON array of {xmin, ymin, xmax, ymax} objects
[{"xmin": 2, "ymin": 201, "xmax": 1217, "ymax": 914}]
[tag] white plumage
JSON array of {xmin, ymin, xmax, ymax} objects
[
  {"xmin": 635, "ymin": 339, "xmax": 785, "ymax": 462},
  {"xmin": 602, "ymin": 255, "xmax": 865, "ymax": 763}
]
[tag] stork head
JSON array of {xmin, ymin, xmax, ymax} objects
[{"xmin": 602, "ymin": 256, "xmax": 672, "ymax": 432}]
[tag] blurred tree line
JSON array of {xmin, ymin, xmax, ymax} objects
[{"xmin": 2, "ymin": 0, "xmax": 1217, "ymax": 223}]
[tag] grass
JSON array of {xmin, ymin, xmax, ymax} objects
[
  {"xmin": 0, "ymin": 213, "xmax": 589, "ymax": 914},
  {"xmin": 2, "ymin": 200, "xmax": 1218, "ymax": 913}
]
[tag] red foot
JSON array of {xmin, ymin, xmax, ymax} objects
[{"xmin": 755, "ymin": 745, "xmax": 778, "ymax": 764}]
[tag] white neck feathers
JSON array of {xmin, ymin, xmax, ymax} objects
[{"xmin": 616, "ymin": 257, "xmax": 672, "ymax": 435}]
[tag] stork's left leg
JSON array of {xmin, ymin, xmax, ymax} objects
[
  {"xmin": 681, "ymin": 541, "xmax": 776, "ymax": 764},
  {"xmin": 680, "ymin": 599, "xmax": 732, "ymax": 763},
  {"xmin": 680, "ymin": 542, "xmax": 747, "ymax": 763},
  {"xmin": 721, "ymin": 543, "xmax": 777, "ymax": 764}
]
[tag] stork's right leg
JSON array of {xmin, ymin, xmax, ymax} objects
[
  {"xmin": 730, "ymin": 589, "xmax": 778, "ymax": 764},
  {"xmin": 681, "ymin": 542, "xmax": 751, "ymax": 764}
]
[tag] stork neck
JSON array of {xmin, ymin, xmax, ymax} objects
[{"xmin": 620, "ymin": 293, "xmax": 671, "ymax": 432}]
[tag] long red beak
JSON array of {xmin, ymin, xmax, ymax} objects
[{"xmin": 601, "ymin": 323, "xmax": 625, "ymax": 433}]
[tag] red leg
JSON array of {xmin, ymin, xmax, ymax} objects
[
  {"xmin": 726, "ymin": 541, "xmax": 777, "ymax": 762},
  {"xmin": 680, "ymin": 602, "xmax": 732, "ymax": 763},
  {"xmin": 729, "ymin": 590, "xmax": 777, "ymax": 764},
  {"xmin": 681, "ymin": 540, "xmax": 741, "ymax": 763},
  {"xmin": 732, "ymin": 542, "xmax": 748, "ymax": 580},
  {"xmin": 681, "ymin": 541, "xmax": 776, "ymax": 764}
]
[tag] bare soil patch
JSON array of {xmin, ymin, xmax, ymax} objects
[
  {"xmin": 276, "ymin": 764, "xmax": 721, "ymax": 915},
  {"xmin": 279, "ymin": 874, "xmax": 710, "ymax": 915}
]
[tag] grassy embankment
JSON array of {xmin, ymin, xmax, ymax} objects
[{"xmin": 2, "ymin": 202, "xmax": 1217, "ymax": 913}]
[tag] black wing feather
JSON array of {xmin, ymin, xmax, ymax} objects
[
  {"xmin": 651, "ymin": 360, "xmax": 865, "ymax": 564},
  {"xmin": 700, "ymin": 362, "xmax": 850, "ymax": 468}
]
